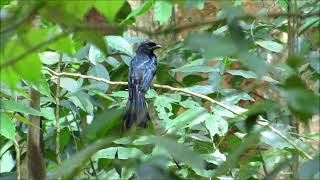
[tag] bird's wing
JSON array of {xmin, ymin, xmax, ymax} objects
[{"xmin": 140, "ymin": 62, "xmax": 156, "ymax": 93}]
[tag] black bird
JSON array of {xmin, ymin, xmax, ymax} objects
[{"xmin": 123, "ymin": 40, "xmax": 161, "ymax": 129}]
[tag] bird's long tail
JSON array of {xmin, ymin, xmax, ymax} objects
[{"xmin": 123, "ymin": 89, "xmax": 150, "ymax": 129}]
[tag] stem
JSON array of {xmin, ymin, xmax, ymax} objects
[
  {"xmin": 55, "ymin": 54, "xmax": 62, "ymax": 165},
  {"xmin": 14, "ymin": 141, "xmax": 21, "ymax": 180}
]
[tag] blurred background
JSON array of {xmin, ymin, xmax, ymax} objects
[{"xmin": 0, "ymin": 0, "xmax": 319, "ymax": 179}]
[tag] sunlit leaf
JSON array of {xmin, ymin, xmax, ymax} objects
[
  {"xmin": 0, "ymin": 112, "xmax": 15, "ymax": 142},
  {"xmin": 121, "ymin": 0, "xmax": 154, "ymax": 24},
  {"xmin": 88, "ymin": 45, "xmax": 106, "ymax": 65},
  {"xmin": 167, "ymin": 108, "xmax": 206, "ymax": 131},
  {"xmin": 85, "ymin": 64, "xmax": 110, "ymax": 92},
  {"xmin": 58, "ymin": 77, "xmax": 81, "ymax": 93},
  {"xmin": 0, "ymin": 100, "xmax": 43, "ymax": 116},
  {"xmin": 154, "ymin": 0, "xmax": 172, "ymax": 25},
  {"xmin": 205, "ymin": 115, "xmax": 228, "ymax": 137},
  {"xmin": 96, "ymin": 0, "xmax": 125, "ymax": 22},
  {"xmin": 105, "ymin": 36, "xmax": 133, "ymax": 56},
  {"xmin": 256, "ymin": 40, "xmax": 284, "ymax": 53},
  {"xmin": 226, "ymin": 70, "xmax": 278, "ymax": 83},
  {"xmin": 186, "ymin": 85, "xmax": 216, "ymax": 95}
]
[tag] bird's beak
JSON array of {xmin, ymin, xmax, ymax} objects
[{"xmin": 153, "ymin": 45, "xmax": 162, "ymax": 49}]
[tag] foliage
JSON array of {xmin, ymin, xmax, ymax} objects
[{"xmin": 0, "ymin": 0, "xmax": 319, "ymax": 179}]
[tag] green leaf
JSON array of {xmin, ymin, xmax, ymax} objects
[
  {"xmin": 1, "ymin": 100, "xmax": 42, "ymax": 116},
  {"xmin": 0, "ymin": 112, "xmax": 15, "ymax": 142},
  {"xmin": 214, "ymin": 130, "xmax": 261, "ymax": 176},
  {"xmin": 149, "ymin": 136, "xmax": 204, "ymax": 169},
  {"xmin": 106, "ymin": 56, "xmax": 120, "ymax": 68},
  {"xmin": 166, "ymin": 108, "xmax": 206, "ymax": 131},
  {"xmin": 24, "ymin": 73, "xmax": 54, "ymax": 101},
  {"xmin": 86, "ymin": 64, "xmax": 110, "ymax": 93},
  {"xmin": 117, "ymin": 147, "xmax": 144, "ymax": 159},
  {"xmin": 221, "ymin": 91, "xmax": 254, "ymax": 104},
  {"xmin": 59, "ymin": 128, "xmax": 70, "ymax": 151},
  {"xmin": 60, "ymin": 1, "xmax": 94, "ymax": 19},
  {"xmin": 93, "ymin": 147, "xmax": 117, "ymax": 160},
  {"xmin": 40, "ymin": 51, "xmax": 60, "ymax": 65},
  {"xmin": 256, "ymin": 40, "xmax": 284, "ymax": 53},
  {"xmin": 121, "ymin": 0, "xmax": 154, "ymax": 24},
  {"xmin": 83, "ymin": 109, "xmax": 122, "ymax": 142},
  {"xmin": 60, "ymin": 100, "xmax": 80, "ymax": 117},
  {"xmin": 49, "ymin": 35, "xmax": 74, "ymax": 54},
  {"xmin": 88, "ymin": 45, "xmax": 106, "ymax": 65},
  {"xmin": 173, "ymin": 65, "xmax": 219, "ymax": 73},
  {"xmin": 154, "ymin": 0, "xmax": 173, "ymax": 25},
  {"xmin": 298, "ymin": 158, "xmax": 320, "ymax": 180},
  {"xmin": 179, "ymin": 98, "xmax": 201, "ymax": 109},
  {"xmin": 226, "ymin": 70, "xmax": 278, "ymax": 83},
  {"xmin": 58, "ymin": 77, "xmax": 81, "ymax": 93},
  {"xmin": 309, "ymin": 51, "xmax": 320, "ymax": 73},
  {"xmin": 185, "ymin": 0, "xmax": 204, "ymax": 10},
  {"xmin": 185, "ymin": 32, "xmax": 237, "ymax": 60},
  {"xmin": 237, "ymin": 52, "xmax": 271, "ymax": 77},
  {"xmin": 105, "ymin": 36, "xmax": 133, "ymax": 56},
  {"xmin": 260, "ymin": 125, "xmax": 293, "ymax": 149},
  {"xmin": 205, "ymin": 115, "xmax": 228, "ymax": 136},
  {"xmin": 1, "ymin": 40, "xmax": 42, "ymax": 88},
  {"xmin": 286, "ymin": 89, "xmax": 320, "ymax": 121},
  {"xmin": 186, "ymin": 85, "xmax": 216, "ymax": 95},
  {"xmin": 111, "ymin": 91, "xmax": 128, "ymax": 99},
  {"xmin": 75, "ymin": 30, "xmax": 108, "ymax": 57},
  {"xmin": 96, "ymin": 0, "xmax": 125, "ymax": 22},
  {"xmin": 201, "ymin": 149, "xmax": 226, "ymax": 165},
  {"xmin": 49, "ymin": 137, "xmax": 115, "ymax": 179},
  {"xmin": 68, "ymin": 92, "xmax": 94, "ymax": 115},
  {"xmin": 14, "ymin": 115, "xmax": 41, "ymax": 130}
]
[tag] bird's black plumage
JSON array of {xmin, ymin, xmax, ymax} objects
[{"xmin": 123, "ymin": 40, "xmax": 161, "ymax": 129}]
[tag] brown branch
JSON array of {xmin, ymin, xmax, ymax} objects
[
  {"xmin": 43, "ymin": 67, "xmax": 312, "ymax": 160},
  {"xmin": 28, "ymin": 88, "xmax": 45, "ymax": 180}
]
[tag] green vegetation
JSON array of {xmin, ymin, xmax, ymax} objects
[{"xmin": 0, "ymin": 0, "xmax": 319, "ymax": 179}]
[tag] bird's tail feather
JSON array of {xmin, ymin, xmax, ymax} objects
[{"xmin": 123, "ymin": 90, "xmax": 149, "ymax": 129}]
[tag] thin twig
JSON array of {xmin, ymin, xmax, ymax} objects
[
  {"xmin": 55, "ymin": 54, "xmax": 62, "ymax": 165},
  {"xmin": 257, "ymin": 121, "xmax": 312, "ymax": 160},
  {"xmin": 14, "ymin": 142, "xmax": 21, "ymax": 180},
  {"xmin": 43, "ymin": 67, "xmax": 312, "ymax": 160}
]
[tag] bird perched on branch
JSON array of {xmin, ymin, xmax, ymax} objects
[{"xmin": 123, "ymin": 40, "xmax": 161, "ymax": 129}]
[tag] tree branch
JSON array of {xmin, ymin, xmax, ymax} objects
[{"xmin": 43, "ymin": 67, "xmax": 312, "ymax": 160}]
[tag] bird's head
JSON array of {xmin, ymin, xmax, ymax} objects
[{"xmin": 136, "ymin": 40, "xmax": 161, "ymax": 54}]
